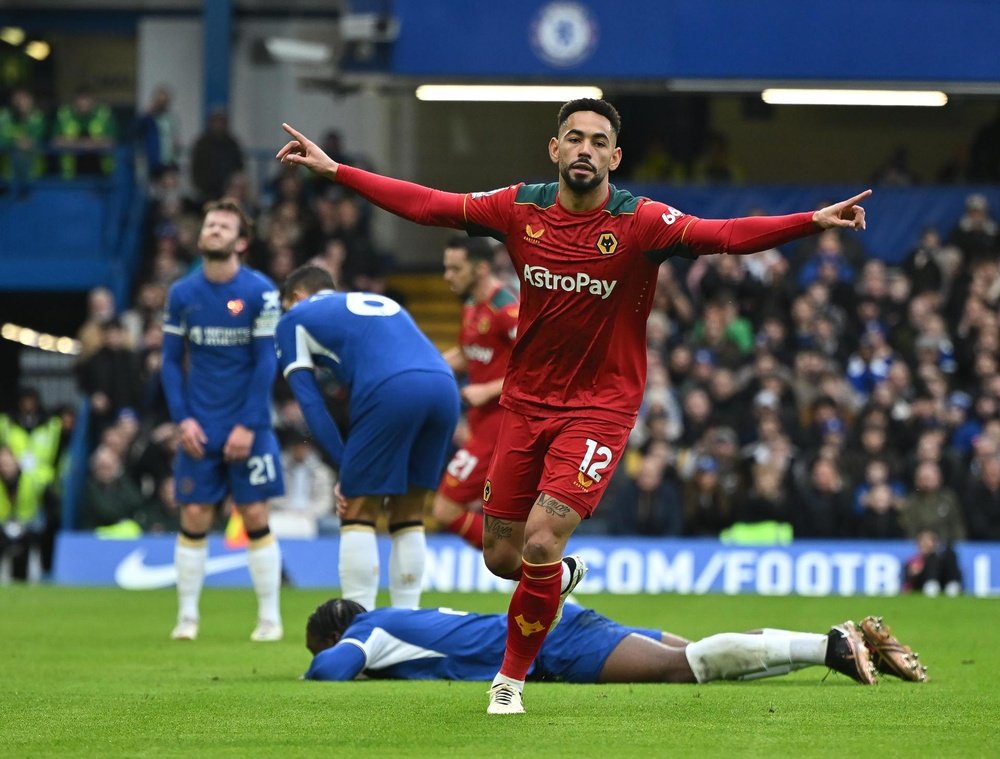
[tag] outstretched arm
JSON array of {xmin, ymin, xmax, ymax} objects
[
  {"xmin": 640, "ymin": 190, "xmax": 872, "ymax": 256},
  {"xmin": 276, "ymin": 123, "xmax": 466, "ymax": 227},
  {"xmin": 693, "ymin": 190, "xmax": 871, "ymax": 252}
]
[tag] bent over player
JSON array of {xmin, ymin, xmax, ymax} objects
[
  {"xmin": 304, "ymin": 599, "xmax": 928, "ymax": 686},
  {"xmin": 435, "ymin": 235, "xmax": 518, "ymax": 549},
  {"xmin": 276, "ymin": 99, "xmax": 871, "ymax": 713},
  {"xmin": 161, "ymin": 199, "xmax": 284, "ymax": 642},
  {"xmin": 275, "ymin": 265, "xmax": 459, "ymax": 611}
]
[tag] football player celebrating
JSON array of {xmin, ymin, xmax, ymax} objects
[{"xmin": 277, "ymin": 99, "xmax": 870, "ymax": 714}]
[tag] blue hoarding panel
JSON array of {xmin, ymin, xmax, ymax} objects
[{"xmin": 53, "ymin": 533, "xmax": 1000, "ymax": 597}]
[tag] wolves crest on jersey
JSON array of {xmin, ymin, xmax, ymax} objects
[{"xmin": 596, "ymin": 231, "xmax": 618, "ymax": 255}]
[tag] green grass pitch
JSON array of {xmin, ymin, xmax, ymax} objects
[{"xmin": 1, "ymin": 585, "xmax": 997, "ymax": 758}]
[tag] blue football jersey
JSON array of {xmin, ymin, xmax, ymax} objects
[
  {"xmin": 303, "ymin": 605, "xmax": 656, "ymax": 683},
  {"xmin": 162, "ymin": 266, "xmax": 281, "ymax": 431},
  {"xmin": 274, "ymin": 290, "xmax": 452, "ymax": 409},
  {"xmin": 305, "ymin": 606, "xmax": 512, "ymax": 681}
]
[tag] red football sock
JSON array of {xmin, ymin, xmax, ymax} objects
[
  {"xmin": 445, "ymin": 511, "xmax": 484, "ymax": 550},
  {"xmin": 499, "ymin": 558, "xmax": 562, "ymax": 680}
]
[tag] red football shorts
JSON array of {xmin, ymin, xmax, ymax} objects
[
  {"xmin": 483, "ymin": 409, "xmax": 631, "ymax": 521},
  {"xmin": 437, "ymin": 418, "xmax": 500, "ymax": 504}
]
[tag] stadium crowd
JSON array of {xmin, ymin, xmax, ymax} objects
[
  {"xmin": 74, "ymin": 181, "xmax": 1000, "ymax": 548},
  {"xmin": 0, "ymin": 84, "xmax": 120, "ymax": 191},
  {"xmin": 3, "ymin": 89, "xmax": 1000, "ymax": 588}
]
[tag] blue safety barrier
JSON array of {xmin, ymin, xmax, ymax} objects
[{"xmin": 0, "ymin": 146, "xmax": 143, "ymax": 305}]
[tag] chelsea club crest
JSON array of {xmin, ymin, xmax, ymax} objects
[{"xmin": 531, "ymin": 2, "xmax": 598, "ymax": 68}]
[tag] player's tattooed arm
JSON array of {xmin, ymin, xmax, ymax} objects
[
  {"xmin": 485, "ymin": 516, "xmax": 514, "ymax": 541},
  {"xmin": 537, "ymin": 494, "xmax": 573, "ymax": 519}
]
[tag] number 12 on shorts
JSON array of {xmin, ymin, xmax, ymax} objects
[{"xmin": 579, "ymin": 438, "xmax": 612, "ymax": 482}]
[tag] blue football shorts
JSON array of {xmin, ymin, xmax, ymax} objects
[
  {"xmin": 340, "ymin": 370, "xmax": 460, "ymax": 497},
  {"xmin": 533, "ymin": 605, "xmax": 663, "ymax": 683},
  {"xmin": 174, "ymin": 425, "xmax": 285, "ymax": 506}
]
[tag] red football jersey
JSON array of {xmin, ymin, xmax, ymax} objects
[
  {"xmin": 459, "ymin": 284, "xmax": 518, "ymax": 431},
  {"xmin": 464, "ymin": 183, "xmax": 694, "ymax": 426},
  {"xmin": 334, "ymin": 166, "xmax": 818, "ymax": 427}
]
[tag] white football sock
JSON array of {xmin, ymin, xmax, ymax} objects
[
  {"xmin": 389, "ymin": 524, "xmax": 426, "ymax": 608},
  {"xmin": 247, "ymin": 535, "xmax": 282, "ymax": 625},
  {"xmin": 761, "ymin": 628, "xmax": 828, "ymax": 665},
  {"xmin": 685, "ymin": 631, "xmax": 825, "ymax": 683},
  {"xmin": 339, "ymin": 525, "xmax": 379, "ymax": 610},
  {"xmin": 175, "ymin": 538, "xmax": 207, "ymax": 622}
]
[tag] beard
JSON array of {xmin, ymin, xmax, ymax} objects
[
  {"xmin": 200, "ymin": 241, "xmax": 236, "ymax": 261},
  {"xmin": 560, "ymin": 160, "xmax": 604, "ymax": 193},
  {"xmin": 453, "ymin": 279, "xmax": 475, "ymax": 301}
]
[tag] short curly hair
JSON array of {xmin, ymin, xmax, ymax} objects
[{"xmin": 557, "ymin": 98, "xmax": 622, "ymax": 138}]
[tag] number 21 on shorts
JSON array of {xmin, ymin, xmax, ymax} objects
[
  {"xmin": 248, "ymin": 454, "xmax": 277, "ymax": 485},
  {"xmin": 579, "ymin": 438, "xmax": 612, "ymax": 482}
]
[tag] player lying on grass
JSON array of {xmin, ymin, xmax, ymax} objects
[{"xmin": 303, "ymin": 599, "xmax": 927, "ymax": 686}]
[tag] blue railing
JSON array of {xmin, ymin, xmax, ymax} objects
[
  {"xmin": 0, "ymin": 145, "xmax": 144, "ymax": 306},
  {"xmin": 2, "ymin": 148, "xmax": 147, "ymax": 528},
  {"xmin": 59, "ymin": 396, "xmax": 91, "ymax": 532}
]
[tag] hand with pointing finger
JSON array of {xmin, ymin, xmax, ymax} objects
[
  {"xmin": 812, "ymin": 189, "xmax": 872, "ymax": 231},
  {"xmin": 275, "ymin": 123, "xmax": 341, "ymax": 179}
]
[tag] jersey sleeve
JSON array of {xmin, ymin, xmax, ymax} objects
[
  {"xmin": 497, "ymin": 302, "xmax": 519, "ymax": 342},
  {"xmin": 335, "ymin": 165, "xmax": 467, "ymax": 228},
  {"xmin": 235, "ymin": 282, "xmax": 280, "ymax": 429},
  {"xmin": 253, "ymin": 285, "xmax": 282, "ymax": 339},
  {"xmin": 275, "ymin": 314, "xmax": 346, "ymax": 464},
  {"xmin": 303, "ymin": 641, "xmax": 367, "ymax": 681},
  {"xmin": 274, "ymin": 312, "xmax": 311, "ymax": 376},
  {"xmin": 161, "ymin": 283, "xmax": 186, "ymax": 339},
  {"xmin": 160, "ymin": 285, "xmax": 191, "ymax": 422},
  {"xmin": 632, "ymin": 199, "xmax": 819, "ymax": 256},
  {"xmin": 462, "ymin": 185, "xmax": 520, "ymax": 239}
]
